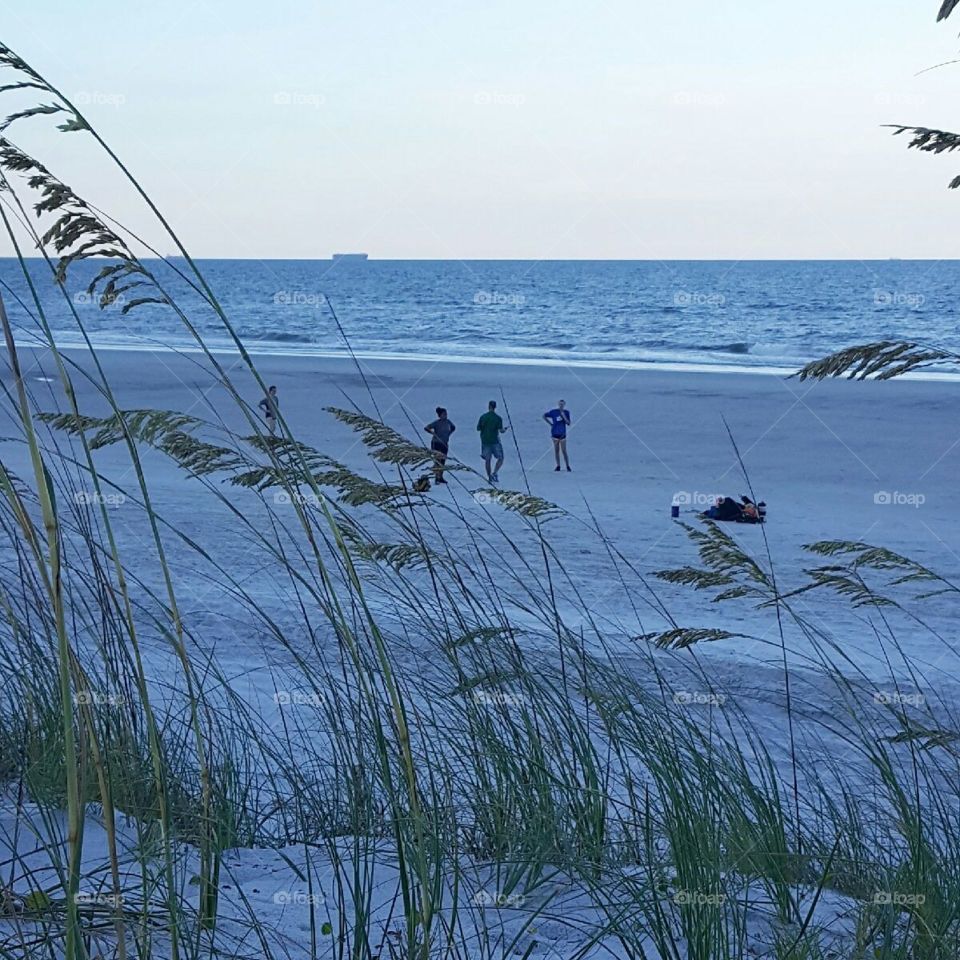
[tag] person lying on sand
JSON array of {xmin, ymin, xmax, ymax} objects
[
  {"xmin": 704, "ymin": 496, "xmax": 743, "ymax": 521},
  {"xmin": 477, "ymin": 400, "xmax": 508, "ymax": 483},
  {"xmin": 543, "ymin": 399, "xmax": 571, "ymax": 471},
  {"xmin": 425, "ymin": 406, "xmax": 455, "ymax": 484},
  {"xmin": 702, "ymin": 495, "xmax": 765, "ymax": 523},
  {"xmin": 258, "ymin": 385, "xmax": 279, "ymax": 436}
]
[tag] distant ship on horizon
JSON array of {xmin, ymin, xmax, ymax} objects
[{"xmin": 331, "ymin": 252, "xmax": 369, "ymax": 261}]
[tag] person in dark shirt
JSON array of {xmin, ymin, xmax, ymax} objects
[
  {"xmin": 543, "ymin": 399, "xmax": 571, "ymax": 471},
  {"xmin": 424, "ymin": 407, "xmax": 456, "ymax": 484},
  {"xmin": 477, "ymin": 400, "xmax": 508, "ymax": 483},
  {"xmin": 258, "ymin": 385, "xmax": 279, "ymax": 436}
]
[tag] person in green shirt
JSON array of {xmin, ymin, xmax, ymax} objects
[{"xmin": 477, "ymin": 400, "xmax": 509, "ymax": 483}]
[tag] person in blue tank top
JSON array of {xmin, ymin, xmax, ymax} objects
[{"xmin": 543, "ymin": 399, "xmax": 571, "ymax": 471}]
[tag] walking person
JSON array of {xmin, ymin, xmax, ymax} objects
[
  {"xmin": 543, "ymin": 399, "xmax": 571, "ymax": 471},
  {"xmin": 259, "ymin": 385, "xmax": 279, "ymax": 436},
  {"xmin": 477, "ymin": 400, "xmax": 509, "ymax": 483},
  {"xmin": 424, "ymin": 406, "xmax": 456, "ymax": 484}
]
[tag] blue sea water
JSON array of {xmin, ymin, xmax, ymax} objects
[{"xmin": 2, "ymin": 258, "xmax": 956, "ymax": 373}]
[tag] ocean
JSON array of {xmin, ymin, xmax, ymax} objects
[{"xmin": 2, "ymin": 258, "xmax": 955, "ymax": 374}]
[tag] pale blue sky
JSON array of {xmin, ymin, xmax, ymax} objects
[{"xmin": 4, "ymin": 1, "xmax": 960, "ymax": 258}]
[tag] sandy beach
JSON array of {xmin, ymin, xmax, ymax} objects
[{"xmin": 8, "ymin": 345, "xmax": 960, "ymax": 682}]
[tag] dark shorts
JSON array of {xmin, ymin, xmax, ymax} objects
[
  {"xmin": 551, "ymin": 432, "xmax": 567, "ymax": 441},
  {"xmin": 481, "ymin": 442, "xmax": 503, "ymax": 460},
  {"xmin": 431, "ymin": 439, "xmax": 448, "ymax": 455}
]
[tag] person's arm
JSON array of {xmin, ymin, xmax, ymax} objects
[
  {"xmin": 425, "ymin": 423, "xmax": 434, "ymax": 434},
  {"xmin": 543, "ymin": 412, "xmax": 551, "ymax": 423},
  {"xmin": 564, "ymin": 410, "xmax": 571, "ymax": 426},
  {"xmin": 477, "ymin": 418, "xmax": 483, "ymax": 432},
  {"xmin": 449, "ymin": 423, "xmax": 456, "ymax": 434}
]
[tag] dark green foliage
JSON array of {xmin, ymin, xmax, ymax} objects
[
  {"xmin": 40, "ymin": 409, "xmax": 202, "ymax": 448},
  {"xmin": 640, "ymin": 627, "xmax": 742, "ymax": 649},
  {"xmin": 797, "ymin": 566, "xmax": 896, "ymax": 608},
  {"xmin": 652, "ymin": 565, "xmax": 736, "ymax": 591},
  {"xmin": 939, "ymin": 0, "xmax": 960, "ymax": 22},
  {"xmin": 473, "ymin": 487, "xmax": 563, "ymax": 520},
  {"xmin": 326, "ymin": 406, "xmax": 465, "ymax": 472},
  {"xmin": 797, "ymin": 540, "xmax": 953, "ymax": 604},
  {"xmin": 342, "ymin": 533, "xmax": 436, "ymax": 571},
  {"xmin": 0, "ymin": 102, "xmax": 63, "ymax": 132},
  {"xmin": 885, "ymin": 718, "xmax": 960, "ymax": 754},
  {"xmin": 654, "ymin": 521, "xmax": 773, "ymax": 612},
  {"xmin": 794, "ymin": 341, "xmax": 957, "ymax": 381}
]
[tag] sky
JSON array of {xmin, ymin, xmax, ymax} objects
[{"xmin": 3, "ymin": 1, "xmax": 960, "ymax": 259}]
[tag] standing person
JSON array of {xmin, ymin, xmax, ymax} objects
[
  {"xmin": 543, "ymin": 399, "xmax": 571, "ymax": 471},
  {"xmin": 477, "ymin": 400, "xmax": 509, "ymax": 483},
  {"xmin": 424, "ymin": 406, "xmax": 456, "ymax": 484},
  {"xmin": 259, "ymin": 385, "xmax": 279, "ymax": 436}
]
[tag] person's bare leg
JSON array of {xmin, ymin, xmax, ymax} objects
[
  {"xmin": 553, "ymin": 438, "xmax": 561, "ymax": 469},
  {"xmin": 494, "ymin": 455, "xmax": 504, "ymax": 478},
  {"xmin": 560, "ymin": 438, "xmax": 570, "ymax": 470},
  {"xmin": 484, "ymin": 454, "xmax": 493, "ymax": 482}
]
